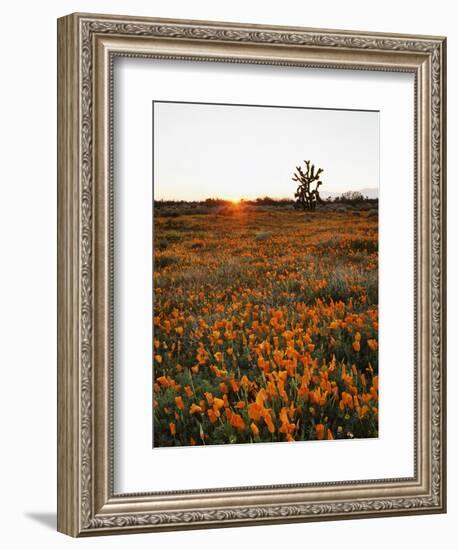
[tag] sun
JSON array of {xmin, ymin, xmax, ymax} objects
[{"xmin": 231, "ymin": 198, "xmax": 241, "ymax": 205}]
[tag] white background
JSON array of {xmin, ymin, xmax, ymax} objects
[
  {"xmin": 115, "ymin": 60, "xmax": 413, "ymax": 493},
  {"xmin": 0, "ymin": 1, "xmax": 454, "ymax": 548}
]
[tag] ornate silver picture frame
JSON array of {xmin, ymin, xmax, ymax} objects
[{"xmin": 57, "ymin": 12, "xmax": 446, "ymax": 536}]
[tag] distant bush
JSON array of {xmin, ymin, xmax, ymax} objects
[
  {"xmin": 255, "ymin": 197, "xmax": 287, "ymax": 206},
  {"xmin": 156, "ymin": 239, "xmax": 169, "ymax": 251},
  {"xmin": 162, "ymin": 230, "xmax": 181, "ymax": 242},
  {"xmin": 334, "ymin": 191, "xmax": 365, "ymax": 203},
  {"xmin": 348, "ymin": 238, "xmax": 378, "ymax": 253},
  {"xmin": 333, "ymin": 192, "xmax": 378, "ymax": 206},
  {"xmin": 204, "ymin": 198, "xmax": 232, "ymax": 207},
  {"xmin": 155, "ymin": 254, "xmax": 179, "ymax": 268},
  {"xmin": 255, "ymin": 231, "xmax": 272, "ymax": 241},
  {"xmin": 159, "ymin": 211, "xmax": 180, "ymax": 217}
]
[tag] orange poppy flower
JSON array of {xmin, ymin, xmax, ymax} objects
[
  {"xmin": 263, "ymin": 411, "xmax": 275, "ymax": 433},
  {"xmin": 256, "ymin": 388, "xmax": 268, "ymax": 406},
  {"xmin": 156, "ymin": 375, "xmax": 169, "ymax": 387},
  {"xmin": 204, "ymin": 392, "xmax": 213, "ymax": 405},
  {"xmin": 315, "ymin": 423, "xmax": 325, "ymax": 440},
  {"xmin": 248, "ymin": 403, "xmax": 263, "ymax": 422},
  {"xmin": 207, "ymin": 409, "xmax": 218, "ymax": 423},
  {"xmin": 372, "ymin": 376, "xmax": 379, "ymax": 391},
  {"xmin": 229, "ymin": 412, "xmax": 246, "ymax": 431},
  {"xmin": 213, "ymin": 397, "xmax": 224, "ymax": 410},
  {"xmin": 341, "ymin": 391, "xmax": 354, "ymax": 409},
  {"xmin": 230, "ymin": 378, "xmax": 240, "ymax": 392},
  {"xmin": 267, "ymin": 381, "xmax": 277, "ymax": 398},
  {"xmin": 175, "ymin": 396, "xmax": 184, "ymax": 410},
  {"xmin": 367, "ymin": 339, "xmax": 378, "ymax": 351},
  {"xmin": 250, "ymin": 422, "xmax": 259, "ymax": 436}
]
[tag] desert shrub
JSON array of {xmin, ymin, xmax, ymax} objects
[
  {"xmin": 348, "ymin": 238, "xmax": 378, "ymax": 254},
  {"xmin": 334, "ymin": 191, "xmax": 365, "ymax": 204},
  {"xmin": 156, "ymin": 239, "xmax": 169, "ymax": 251},
  {"xmin": 162, "ymin": 230, "xmax": 181, "ymax": 243},
  {"xmin": 189, "ymin": 207, "xmax": 212, "ymax": 215},
  {"xmin": 255, "ymin": 231, "xmax": 272, "ymax": 241},
  {"xmin": 155, "ymin": 254, "xmax": 180, "ymax": 269},
  {"xmin": 160, "ymin": 211, "xmax": 180, "ymax": 218}
]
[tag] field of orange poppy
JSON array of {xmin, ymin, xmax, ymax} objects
[{"xmin": 153, "ymin": 203, "xmax": 378, "ymax": 447}]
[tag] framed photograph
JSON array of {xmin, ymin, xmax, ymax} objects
[{"xmin": 57, "ymin": 13, "xmax": 446, "ymax": 536}]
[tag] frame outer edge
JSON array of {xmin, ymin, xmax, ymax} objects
[
  {"xmin": 68, "ymin": 11, "xmax": 447, "ymax": 41},
  {"xmin": 56, "ymin": 12, "xmax": 447, "ymax": 536},
  {"xmin": 57, "ymin": 14, "xmax": 82, "ymax": 537},
  {"xmin": 439, "ymin": 37, "xmax": 446, "ymax": 512}
]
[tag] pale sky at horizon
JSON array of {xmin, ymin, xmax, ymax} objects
[{"xmin": 153, "ymin": 101, "xmax": 379, "ymax": 201}]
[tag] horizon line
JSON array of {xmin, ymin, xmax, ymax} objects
[
  {"xmin": 154, "ymin": 194, "xmax": 379, "ymax": 202},
  {"xmin": 154, "ymin": 188, "xmax": 379, "ymax": 200}
]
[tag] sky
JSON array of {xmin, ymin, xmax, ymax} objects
[{"xmin": 153, "ymin": 101, "xmax": 379, "ymax": 202}]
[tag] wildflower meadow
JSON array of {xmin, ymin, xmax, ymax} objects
[{"xmin": 153, "ymin": 202, "xmax": 378, "ymax": 447}]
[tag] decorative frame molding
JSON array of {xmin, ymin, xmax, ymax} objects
[{"xmin": 57, "ymin": 13, "xmax": 446, "ymax": 536}]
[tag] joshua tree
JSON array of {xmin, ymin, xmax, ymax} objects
[{"xmin": 292, "ymin": 160, "xmax": 325, "ymax": 210}]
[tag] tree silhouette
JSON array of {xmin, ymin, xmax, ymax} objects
[{"xmin": 292, "ymin": 160, "xmax": 325, "ymax": 210}]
